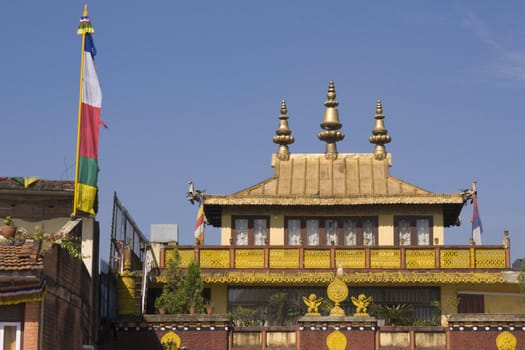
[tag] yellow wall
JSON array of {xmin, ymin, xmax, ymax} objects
[
  {"xmin": 210, "ymin": 284, "xmax": 228, "ymax": 314},
  {"xmin": 220, "ymin": 210, "xmax": 232, "ymax": 245},
  {"xmin": 485, "ymin": 294, "xmax": 524, "ymax": 313},
  {"xmin": 270, "ymin": 215, "xmax": 284, "ymax": 245},
  {"xmin": 220, "ymin": 206, "xmax": 445, "ymax": 247},
  {"xmin": 440, "ymin": 286, "xmax": 460, "ymax": 325},
  {"xmin": 378, "ymin": 214, "xmax": 393, "ymax": 245},
  {"xmin": 440, "ymin": 285, "xmax": 525, "ymax": 325},
  {"xmin": 433, "ymin": 214, "xmax": 444, "ymax": 245}
]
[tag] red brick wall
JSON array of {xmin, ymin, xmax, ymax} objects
[
  {"xmin": 449, "ymin": 330, "xmax": 525, "ymax": 350},
  {"xmin": 22, "ymin": 302, "xmax": 40, "ymax": 350},
  {"xmin": 41, "ymin": 245, "xmax": 94, "ymax": 350},
  {"xmin": 101, "ymin": 329, "xmax": 230, "ymax": 350},
  {"xmin": 298, "ymin": 329, "xmax": 375, "ymax": 350}
]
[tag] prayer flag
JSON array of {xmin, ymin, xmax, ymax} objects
[
  {"xmin": 75, "ymin": 10, "xmax": 103, "ymax": 216},
  {"xmin": 194, "ymin": 204, "xmax": 205, "ymax": 245},
  {"xmin": 471, "ymin": 183, "xmax": 483, "ymax": 245}
]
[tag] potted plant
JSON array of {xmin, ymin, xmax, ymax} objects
[
  {"xmin": 205, "ymin": 301, "xmax": 214, "ymax": 315},
  {"xmin": 183, "ymin": 260, "xmax": 204, "ymax": 314},
  {"xmin": 1, "ymin": 216, "xmax": 17, "ymax": 238},
  {"xmin": 376, "ymin": 303, "xmax": 414, "ymax": 326},
  {"xmin": 155, "ymin": 294, "xmax": 170, "ymax": 314},
  {"xmin": 154, "ymin": 248, "xmax": 188, "ymax": 314}
]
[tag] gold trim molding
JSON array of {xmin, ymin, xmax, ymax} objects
[{"xmin": 199, "ymin": 271, "xmax": 507, "ymax": 285}]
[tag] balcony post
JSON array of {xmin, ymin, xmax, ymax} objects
[
  {"xmin": 435, "ymin": 245, "xmax": 440, "ymax": 269},
  {"xmin": 160, "ymin": 244, "xmax": 167, "ymax": 269},
  {"xmin": 400, "ymin": 246, "xmax": 406, "ymax": 269},
  {"xmin": 264, "ymin": 245, "xmax": 269, "ymax": 268},
  {"xmin": 194, "ymin": 244, "xmax": 200, "ymax": 264},
  {"xmin": 330, "ymin": 242, "xmax": 335, "ymax": 270},
  {"xmin": 469, "ymin": 238, "xmax": 476, "ymax": 269},
  {"xmin": 230, "ymin": 242, "xmax": 235, "ymax": 269},
  {"xmin": 503, "ymin": 230, "xmax": 511, "ymax": 268},
  {"xmin": 299, "ymin": 245, "xmax": 305, "ymax": 269}
]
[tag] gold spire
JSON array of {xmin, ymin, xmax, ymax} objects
[
  {"xmin": 272, "ymin": 99, "xmax": 295, "ymax": 161},
  {"xmin": 369, "ymin": 99, "xmax": 391, "ymax": 160},
  {"xmin": 317, "ymin": 81, "xmax": 345, "ymax": 160}
]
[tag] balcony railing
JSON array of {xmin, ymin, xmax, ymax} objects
[{"xmin": 161, "ymin": 245, "xmax": 510, "ymax": 271}]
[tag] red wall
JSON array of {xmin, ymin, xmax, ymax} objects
[
  {"xmin": 101, "ymin": 329, "xmax": 230, "ymax": 350},
  {"xmin": 298, "ymin": 329, "xmax": 375, "ymax": 350},
  {"xmin": 449, "ymin": 330, "xmax": 525, "ymax": 350}
]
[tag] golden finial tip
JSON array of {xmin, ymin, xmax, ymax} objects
[
  {"xmin": 83, "ymin": 4, "xmax": 88, "ymax": 16},
  {"xmin": 376, "ymin": 99, "xmax": 383, "ymax": 114},
  {"xmin": 281, "ymin": 99, "xmax": 287, "ymax": 115},
  {"xmin": 327, "ymin": 80, "xmax": 335, "ymax": 99}
]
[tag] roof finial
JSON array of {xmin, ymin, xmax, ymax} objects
[
  {"xmin": 369, "ymin": 99, "xmax": 391, "ymax": 160},
  {"xmin": 273, "ymin": 99, "xmax": 295, "ymax": 161},
  {"xmin": 318, "ymin": 81, "xmax": 345, "ymax": 160},
  {"xmin": 77, "ymin": 4, "xmax": 95, "ymax": 35}
]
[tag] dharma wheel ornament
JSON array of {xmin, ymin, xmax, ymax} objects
[{"xmin": 327, "ymin": 277, "xmax": 348, "ymax": 316}]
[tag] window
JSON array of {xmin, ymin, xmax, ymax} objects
[
  {"xmin": 394, "ymin": 216, "xmax": 432, "ymax": 246},
  {"xmin": 325, "ymin": 219, "xmax": 338, "ymax": 245},
  {"xmin": 228, "ymin": 286, "xmax": 327, "ymax": 326},
  {"xmin": 253, "ymin": 219, "xmax": 268, "ymax": 246},
  {"xmin": 362, "ymin": 218, "xmax": 376, "ymax": 245},
  {"xmin": 306, "ymin": 219, "xmax": 319, "ymax": 246},
  {"xmin": 228, "ymin": 286, "xmax": 440, "ymax": 326},
  {"xmin": 343, "ymin": 219, "xmax": 357, "ymax": 245},
  {"xmin": 287, "ymin": 219, "xmax": 301, "ymax": 245},
  {"xmin": 457, "ymin": 294, "xmax": 484, "ymax": 313},
  {"xmin": 0, "ymin": 322, "xmax": 21, "ymax": 350},
  {"xmin": 285, "ymin": 217, "xmax": 377, "ymax": 246},
  {"xmin": 233, "ymin": 217, "xmax": 269, "ymax": 246}
]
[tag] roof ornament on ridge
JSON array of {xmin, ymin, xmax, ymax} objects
[
  {"xmin": 272, "ymin": 99, "xmax": 295, "ymax": 161},
  {"xmin": 369, "ymin": 99, "xmax": 391, "ymax": 160},
  {"xmin": 318, "ymin": 80, "xmax": 345, "ymax": 160}
]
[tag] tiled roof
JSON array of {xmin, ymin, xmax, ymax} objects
[{"xmin": 0, "ymin": 240, "xmax": 43, "ymax": 271}]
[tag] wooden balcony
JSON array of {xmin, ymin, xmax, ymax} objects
[{"xmin": 160, "ymin": 245, "xmax": 510, "ymax": 271}]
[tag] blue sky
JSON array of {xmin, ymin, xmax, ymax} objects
[{"xmin": 1, "ymin": 1, "xmax": 524, "ymax": 263}]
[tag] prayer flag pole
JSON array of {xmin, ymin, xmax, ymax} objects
[{"xmin": 73, "ymin": 4, "xmax": 89, "ymax": 217}]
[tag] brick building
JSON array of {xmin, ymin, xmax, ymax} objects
[{"xmin": 0, "ymin": 178, "xmax": 99, "ymax": 350}]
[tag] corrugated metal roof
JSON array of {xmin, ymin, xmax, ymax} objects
[
  {"xmin": 203, "ymin": 153, "xmax": 466, "ymax": 226},
  {"xmin": 237, "ymin": 153, "xmax": 429, "ymax": 197}
]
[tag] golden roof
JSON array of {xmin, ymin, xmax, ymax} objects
[
  {"xmin": 202, "ymin": 81, "xmax": 466, "ymax": 226},
  {"xmin": 204, "ymin": 153, "xmax": 465, "ymax": 226}
]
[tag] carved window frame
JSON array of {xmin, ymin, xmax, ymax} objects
[
  {"xmin": 284, "ymin": 216, "xmax": 378, "ymax": 246},
  {"xmin": 394, "ymin": 216, "xmax": 433, "ymax": 246},
  {"xmin": 232, "ymin": 216, "xmax": 269, "ymax": 246}
]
